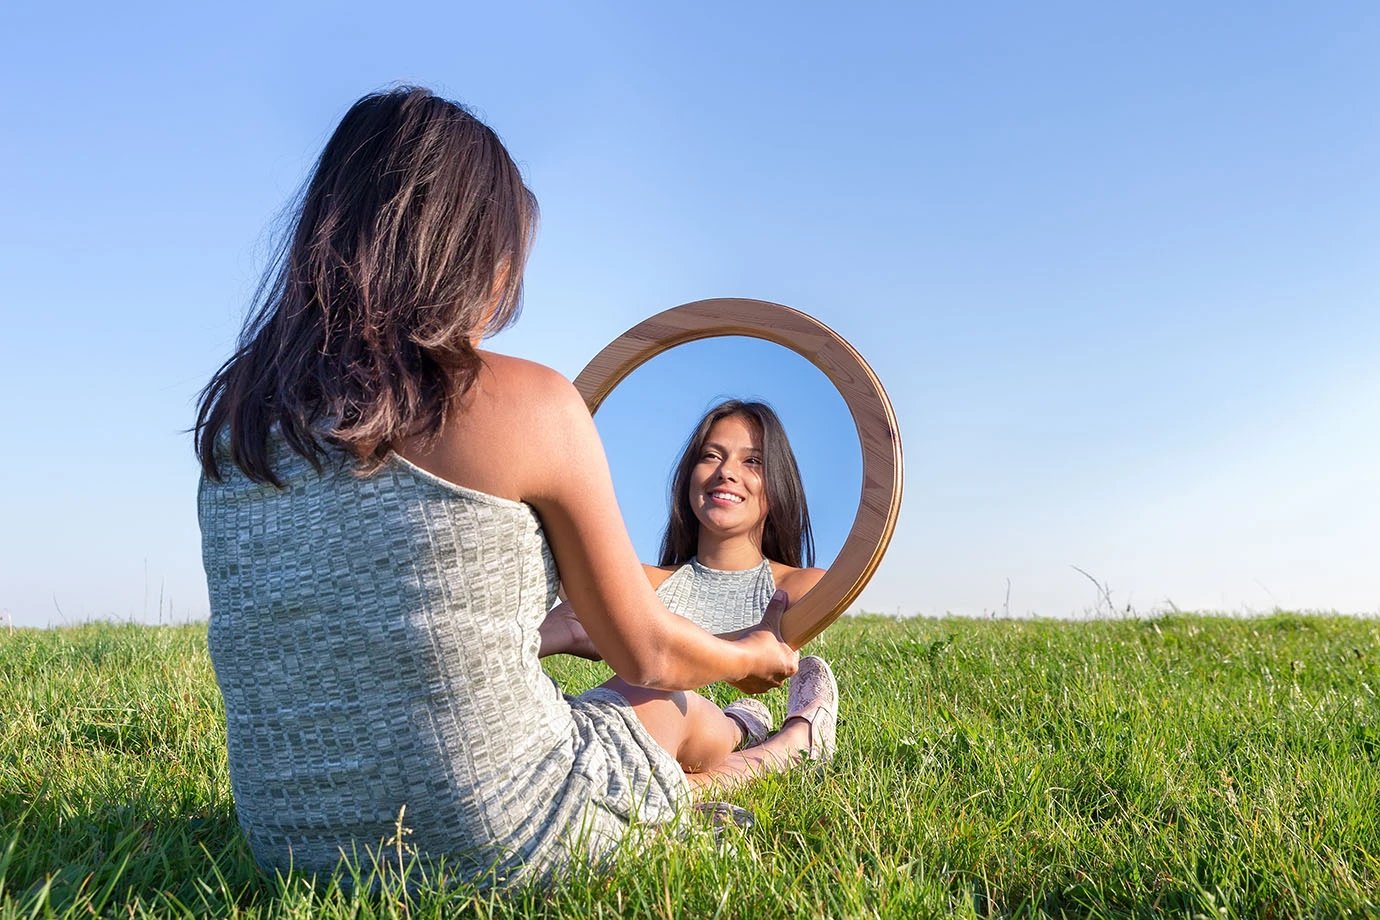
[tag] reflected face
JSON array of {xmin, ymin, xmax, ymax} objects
[
  {"xmin": 588, "ymin": 335, "xmax": 861, "ymax": 569},
  {"xmin": 688, "ymin": 415, "xmax": 769, "ymax": 543}
]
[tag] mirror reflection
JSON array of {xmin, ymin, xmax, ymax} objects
[{"xmin": 591, "ymin": 336, "xmax": 863, "ymax": 631}]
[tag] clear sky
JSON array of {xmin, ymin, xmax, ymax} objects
[{"xmin": 2, "ymin": 2, "xmax": 1377, "ymax": 628}]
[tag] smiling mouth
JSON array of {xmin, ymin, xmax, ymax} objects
[{"xmin": 708, "ymin": 490, "xmax": 744, "ymax": 504}]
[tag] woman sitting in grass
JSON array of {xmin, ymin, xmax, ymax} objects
[
  {"xmin": 540, "ymin": 399, "xmax": 834, "ymax": 751},
  {"xmin": 194, "ymin": 86, "xmax": 838, "ymax": 887}
]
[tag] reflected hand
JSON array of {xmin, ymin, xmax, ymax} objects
[
  {"xmin": 538, "ymin": 602, "xmax": 602, "ymax": 661},
  {"xmin": 728, "ymin": 589, "xmax": 799, "ymax": 694}
]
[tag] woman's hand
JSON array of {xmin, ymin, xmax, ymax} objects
[
  {"xmin": 538, "ymin": 602, "xmax": 603, "ymax": 661},
  {"xmin": 727, "ymin": 589, "xmax": 799, "ymax": 693}
]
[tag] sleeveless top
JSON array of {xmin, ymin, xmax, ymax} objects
[
  {"xmin": 655, "ymin": 557, "xmax": 776, "ymax": 634},
  {"xmin": 199, "ymin": 437, "xmax": 686, "ymax": 885}
]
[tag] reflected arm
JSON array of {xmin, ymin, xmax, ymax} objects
[{"xmin": 539, "ymin": 565, "xmax": 672, "ymax": 660}]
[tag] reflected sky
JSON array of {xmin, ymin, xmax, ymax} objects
[{"xmin": 590, "ymin": 337, "xmax": 862, "ymax": 570}]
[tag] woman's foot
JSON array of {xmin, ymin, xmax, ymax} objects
[
  {"xmin": 723, "ymin": 697, "xmax": 773, "ymax": 749},
  {"xmin": 783, "ymin": 656, "xmax": 838, "ymax": 762}
]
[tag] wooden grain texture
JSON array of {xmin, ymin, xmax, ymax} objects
[{"xmin": 574, "ymin": 298, "xmax": 903, "ymax": 648}]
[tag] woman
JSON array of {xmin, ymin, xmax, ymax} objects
[
  {"xmin": 543, "ymin": 400, "xmax": 833, "ymax": 750},
  {"xmin": 195, "ymin": 87, "xmax": 836, "ymax": 886},
  {"xmin": 648, "ymin": 399, "xmax": 827, "ymax": 636}
]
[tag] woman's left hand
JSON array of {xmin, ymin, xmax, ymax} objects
[{"xmin": 538, "ymin": 602, "xmax": 602, "ymax": 661}]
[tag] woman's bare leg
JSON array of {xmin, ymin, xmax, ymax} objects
[
  {"xmin": 602, "ymin": 676, "xmax": 741, "ymax": 772},
  {"xmin": 685, "ymin": 719, "xmax": 813, "ymax": 796},
  {"xmin": 603, "ymin": 675, "xmax": 817, "ymax": 796}
]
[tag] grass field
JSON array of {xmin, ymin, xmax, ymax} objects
[{"xmin": 2, "ymin": 613, "xmax": 1378, "ymax": 918}]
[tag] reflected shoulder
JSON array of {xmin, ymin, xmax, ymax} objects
[
  {"xmin": 775, "ymin": 564, "xmax": 826, "ymax": 604},
  {"xmin": 644, "ymin": 563, "xmax": 677, "ymax": 590}
]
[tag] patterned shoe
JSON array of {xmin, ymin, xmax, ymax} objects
[
  {"xmin": 691, "ymin": 800, "xmax": 756, "ymax": 829},
  {"xmin": 691, "ymin": 801, "xmax": 755, "ymax": 856},
  {"xmin": 723, "ymin": 698, "xmax": 774, "ymax": 749},
  {"xmin": 784, "ymin": 655, "xmax": 838, "ymax": 762}
]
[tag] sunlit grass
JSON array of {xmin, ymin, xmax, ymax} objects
[{"xmin": 2, "ymin": 613, "xmax": 1377, "ymax": 917}]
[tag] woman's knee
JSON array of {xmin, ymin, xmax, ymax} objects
[{"xmin": 601, "ymin": 678, "xmax": 736, "ymax": 771}]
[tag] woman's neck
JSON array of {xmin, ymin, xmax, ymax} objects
[{"xmin": 694, "ymin": 534, "xmax": 766, "ymax": 572}]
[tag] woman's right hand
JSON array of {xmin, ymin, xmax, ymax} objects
[
  {"xmin": 537, "ymin": 601, "xmax": 603, "ymax": 661},
  {"xmin": 728, "ymin": 589, "xmax": 799, "ymax": 693}
]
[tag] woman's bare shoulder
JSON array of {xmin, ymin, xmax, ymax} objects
[
  {"xmin": 468, "ymin": 352, "xmax": 593, "ymax": 441},
  {"xmin": 398, "ymin": 352, "xmax": 588, "ymax": 501},
  {"xmin": 476, "ymin": 351, "xmax": 574, "ymax": 400}
]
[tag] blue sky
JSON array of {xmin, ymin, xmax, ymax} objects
[{"xmin": 2, "ymin": 2, "xmax": 1376, "ymax": 627}]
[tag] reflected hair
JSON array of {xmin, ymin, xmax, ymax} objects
[
  {"xmin": 658, "ymin": 400, "xmax": 815, "ymax": 569},
  {"xmin": 194, "ymin": 86, "xmax": 538, "ymax": 484}
]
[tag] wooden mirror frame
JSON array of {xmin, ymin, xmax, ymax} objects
[{"xmin": 574, "ymin": 298, "xmax": 903, "ymax": 648}]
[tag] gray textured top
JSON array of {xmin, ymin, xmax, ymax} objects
[
  {"xmin": 655, "ymin": 557, "xmax": 776, "ymax": 635},
  {"xmin": 199, "ymin": 438, "xmax": 686, "ymax": 885}
]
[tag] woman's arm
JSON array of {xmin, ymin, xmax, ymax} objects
[
  {"xmin": 404, "ymin": 354, "xmax": 793, "ymax": 690},
  {"xmin": 538, "ymin": 566, "xmax": 677, "ymax": 660},
  {"xmin": 521, "ymin": 368, "xmax": 795, "ymax": 690},
  {"xmin": 404, "ymin": 354, "xmax": 794, "ymax": 689}
]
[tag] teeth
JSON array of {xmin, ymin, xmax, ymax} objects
[{"xmin": 710, "ymin": 491, "xmax": 744, "ymax": 503}]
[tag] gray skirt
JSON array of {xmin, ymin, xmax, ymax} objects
[{"xmin": 512, "ymin": 686, "xmax": 689, "ymax": 884}]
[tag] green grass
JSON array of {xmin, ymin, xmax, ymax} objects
[{"xmin": 2, "ymin": 613, "xmax": 1378, "ymax": 918}]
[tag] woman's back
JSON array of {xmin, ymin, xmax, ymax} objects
[{"xmin": 201, "ymin": 435, "xmax": 580, "ymax": 880}]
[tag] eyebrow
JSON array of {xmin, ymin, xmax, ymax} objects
[{"xmin": 703, "ymin": 440, "xmax": 762, "ymax": 456}]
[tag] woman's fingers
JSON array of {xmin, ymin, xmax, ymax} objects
[
  {"xmin": 761, "ymin": 589, "xmax": 797, "ymax": 677},
  {"xmin": 724, "ymin": 590, "xmax": 799, "ymax": 694},
  {"xmin": 726, "ymin": 624, "xmax": 797, "ymax": 693},
  {"xmin": 757, "ymin": 588, "xmax": 788, "ymax": 638}
]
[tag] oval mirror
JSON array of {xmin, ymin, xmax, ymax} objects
[{"xmin": 575, "ymin": 298, "xmax": 903, "ymax": 648}]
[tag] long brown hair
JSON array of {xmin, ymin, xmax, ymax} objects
[
  {"xmin": 194, "ymin": 87, "xmax": 537, "ymax": 484},
  {"xmin": 658, "ymin": 400, "xmax": 816, "ymax": 569}
]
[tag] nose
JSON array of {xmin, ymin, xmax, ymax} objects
[{"xmin": 714, "ymin": 459, "xmax": 739, "ymax": 483}]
